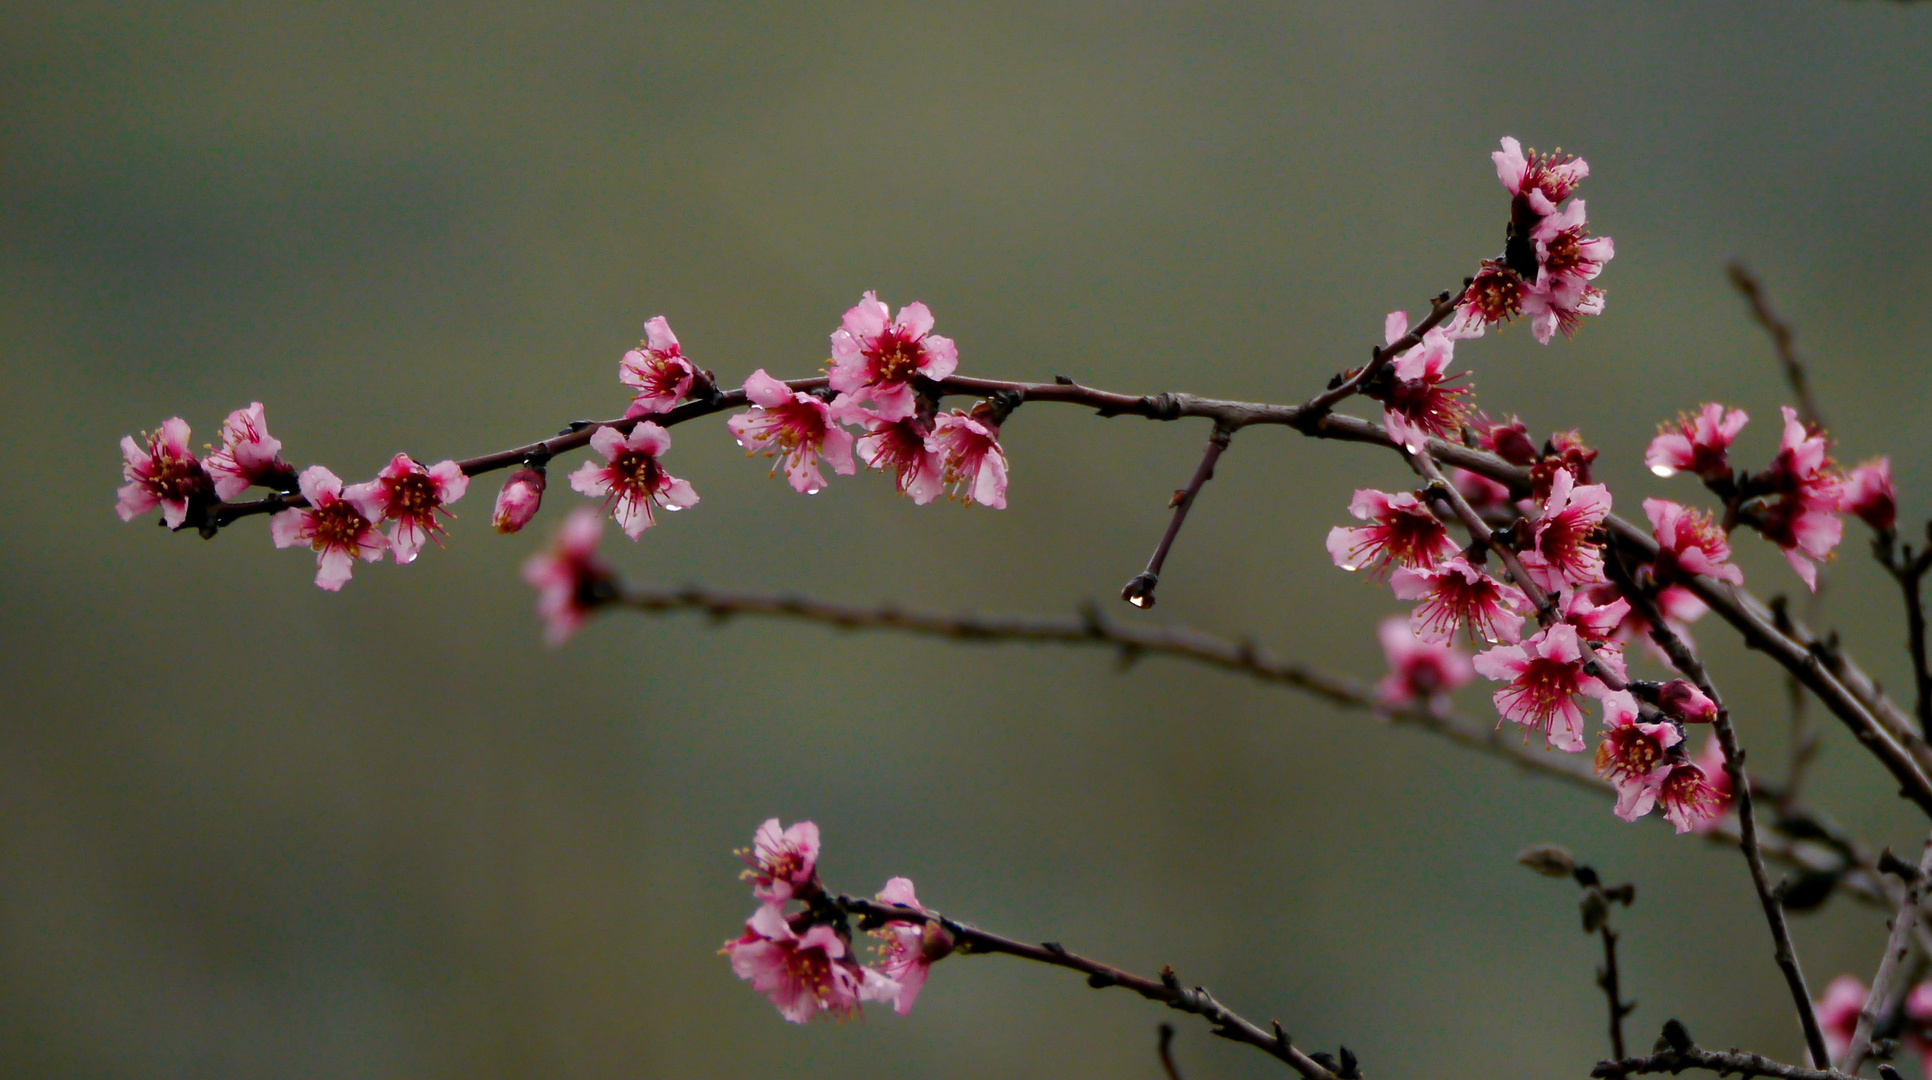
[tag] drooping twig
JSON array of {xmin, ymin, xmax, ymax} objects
[
  {"xmin": 1728, "ymin": 262, "xmax": 1824, "ymax": 432},
  {"xmin": 834, "ymin": 894, "xmax": 1343, "ymax": 1080},
  {"xmin": 1841, "ymin": 832, "xmax": 1932, "ymax": 1073},
  {"xmin": 1121, "ymin": 424, "xmax": 1234, "ymax": 608},
  {"xmin": 1604, "ymin": 554, "xmax": 1831, "ymax": 1071},
  {"xmin": 1520, "ymin": 847, "xmax": 1637, "ymax": 1059},
  {"xmin": 1158, "ymin": 1024, "xmax": 1185, "ymax": 1080},
  {"xmin": 1875, "ymin": 529, "xmax": 1932, "ymax": 741}
]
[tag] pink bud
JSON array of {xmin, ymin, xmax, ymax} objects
[
  {"xmin": 492, "ymin": 466, "xmax": 547, "ymax": 533},
  {"xmin": 1843, "ymin": 458, "xmax": 1896, "ymax": 534},
  {"xmin": 1657, "ymin": 680, "xmax": 1718, "ymax": 724}
]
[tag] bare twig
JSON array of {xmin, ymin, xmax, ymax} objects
[
  {"xmin": 1729, "ymin": 262, "xmax": 1824, "ymax": 431},
  {"xmin": 1299, "ymin": 288, "xmax": 1466, "ymax": 417},
  {"xmin": 1122, "ymin": 425, "xmax": 1233, "ymax": 609},
  {"xmin": 1596, "ymin": 1039, "xmax": 1850, "ymax": 1080},
  {"xmin": 835, "ymin": 894, "xmax": 1342, "ymax": 1080},
  {"xmin": 1841, "ymin": 832, "xmax": 1932, "ymax": 1073},
  {"xmin": 1876, "ymin": 532, "xmax": 1932, "ymax": 741},
  {"xmin": 1159, "ymin": 1024, "xmax": 1185, "ymax": 1080}
]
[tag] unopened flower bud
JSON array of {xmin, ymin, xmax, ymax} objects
[
  {"xmin": 493, "ymin": 466, "xmax": 546, "ymax": 533},
  {"xmin": 1844, "ymin": 458, "xmax": 1897, "ymax": 535},
  {"xmin": 1657, "ymin": 679, "xmax": 1718, "ymax": 723},
  {"xmin": 1516, "ymin": 843, "xmax": 1577, "ymax": 878}
]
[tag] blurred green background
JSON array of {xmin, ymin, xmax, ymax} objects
[{"xmin": 5, "ymin": 2, "xmax": 1932, "ymax": 1077}]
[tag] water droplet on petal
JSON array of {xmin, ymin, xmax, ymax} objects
[
  {"xmin": 1128, "ymin": 595, "xmax": 1151, "ymax": 608},
  {"xmin": 805, "ymin": 488, "xmax": 821, "ymax": 495},
  {"xmin": 1341, "ymin": 563, "xmax": 1358, "ymax": 572},
  {"xmin": 1650, "ymin": 464, "xmax": 1677, "ymax": 478}
]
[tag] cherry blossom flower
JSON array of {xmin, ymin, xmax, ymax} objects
[
  {"xmin": 1519, "ymin": 468, "xmax": 1612, "ymax": 592},
  {"xmin": 726, "ymin": 370, "xmax": 856, "ymax": 494},
  {"xmin": 1815, "ymin": 975, "xmax": 1868, "ymax": 1065},
  {"xmin": 1533, "ymin": 201, "xmax": 1615, "ymax": 288},
  {"xmin": 1520, "ymin": 271, "xmax": 1607, "ymax": 345},
  {"xmin": 1326, "ymin": 490, "xmax": 1457, "ymax": 578},
  {"xmin": 855, "ymin": 413, "xmax": 944, "ymax": 505},
  {"xmin": 1645, "ymin": 498, "xmax": 1743, "ymax": 586},
  {"xmin": 724, "ymin": 904, "xmax": 894, "ymax": 1024},
  {"xmin": 1645, "ymin": 403, "xmax": 1749, "ymax": 481},
  {"xmin": 1447, "ymin": 262, "xmax": 1527, "ymax": 339},
  {"xmin": 1378, "ymin": 313, "xmax": 1473, "ymax": 452},
  {"xmin": 1390, "ymin": 557, "xmax": 1529, "ymax": 645},
  {"xmin": 568, "ymin": 422, "xmax": 699, "ymax": 539},
  {"xmin": 1493, "ymin": 136, "xmax": 1589, "ymax": 213},
  {"xmin": 1659, "ymin": 759, "xmax": 1725, "ymax": 834},
  {"xmin": 202, "ymin": 402, "xmax": 295, "ymax": 500},
  {"xmin": 1559, "ymin": 588, "xmax": 1632, "ymax": 648},
  {"xmin": 1473, "ymin": 623, "xmax": 1614, "ymax": 752},
  {"xmin": 828, "ymin": 292, "xmax": 959, "ymax": 421},
  {"xmin": 1657, "ymin": 680, "xmax": 1718, "ymax": 724},
  {"xmin": 492, "ymin": 466, "xmax": 547, "ymax": 533},
  {"xmin": 1452, "ymin": 467, "xmax": 1514, "ymax": 513},
  {"xmin": 1757, "ymin": 495, "xmax": 1843, "ymax": 592},
  {"xmin": 1593, "ymin": 690, "xmax": 1681, "ymax": 822},
  {"xmin": 117, "ymin": 417, "xmax": 212, "ymax": 529},
  {"xmin": 1843, "ymin": 457, "xmax": 1896, "ymax": 534},
  {"xmin": 521, "ymin": 508, "xmax": 611, "ymax": 645},
  {"xmin": 357, "ymin": 453, "xmax": 469, "ymax": 564},
  {"xmin": 619, "ymin": 316, "xmax": 697, "ymax": 417},
  {"xmin": 928, "ymin": 409, "xmax": 1009, "ymax": 509},
  {"xmin": 1754, "ymin": 407, "xmax": 1845, "ymax": 590},
  {"xmin": 1528, "ymin": 431, "xmax": 1599, "ymax": 502},
  {"xmin": 1687, "ymin": 735, "xmax": 1733, "ymax": 837},
  {"xmin": 1373, "ymin": 617, "xmax": 1474, "ymax": 715},
  {"xmin": 1473, "ymin": 414, "xmax": 1538, "ymax": 466},
  {"xmin": 870, "ymin": 877, "xmax": 955, "ymax": 1017},
  {"xmin": 268, "ymin": 466, "xmax": 388, "ymax": 591},
  {"xmin": 738, "ymin": 818, "xmax": 821, "ymax": 903}
]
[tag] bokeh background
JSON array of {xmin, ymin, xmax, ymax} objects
[{"xmin": 5, "ymin": 2, "xmax": 1932, "ymax": 1077}]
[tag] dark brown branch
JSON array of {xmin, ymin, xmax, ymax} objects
[
  {"xmin": 835, "ymin": 894, "xmax": 1341, "ymax": 1080},
  {"xmin": 1876, "ymin": 532, "xmax": 1932, "ymax": 741},
  {"xmin": 1728, "ymin": 262, "xmax": 1824, "ymax": 431},
  {"xmin": 1122, "ymin": 425, "xmax": 1233, "ymax": 608},
  {"xmin": 1604, "ymin": 554, "xmax": 1830, "ymax": 1070},
  {"xmin": 1298, "ymin": 288, "xmax": 1466, "ymax": 417},
  {"xmin": 1595, "ymin": 1041, "xmax": 1848, "ymax": 1080}
]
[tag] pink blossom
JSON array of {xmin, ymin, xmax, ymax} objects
[
  {"xmin": 1533, "ymin": 201, "xmax": 1615, "ymax": 287},
  {"xmin": 1758, "ymin": 498, "xmax": 1843, "ymax": 592},
  {"xmin": 116, "ymin": 418, "xmax": 212, "ymax": 529},
  {"xmin": 855, "ymin": 413, "xmax": 944, "ymax": 505},
  {"xmin": 1520, "ymin": 267, "xmax": 1607, "ymax": 344},
  {"xmin": 1903, "ymin": 983, "xmax": 1932, "ymax": 1079},
  {"xmin": 1452, "ymin": 468, "xmax": 1514, "ymax": 513},
  {"xmin": 1493, "ymin": 136, "xmax": 1589, "ymax": 212},
  {"xmin": 1755, "ymin": 405, "xmax": 1846, "ymax": 589},
  {"xmin": 1645, "ymin": 498, "xmax": 1743, "ymax": 586},
  {"xmin": 724, "ymin": 904, "xmax": 893, "ymax": 1023},
  {"xmin": 268, "ymin": 466, "xmax": 388, "ymax": 591},
  {"xmin": 202, "ymin": 402, "xmax": 295, "ymax": 500},
  {"xmin": 1390, "ymin": 557, "xmax": 1528, "ymax": 645},
  {"xmin": 1843, "ymin": 457, "xmax": 1896, "ymax": 534},
  {"xmin": 492, "ymin": 466, "xmax": 547, "ymax": 533},
  {"xmin": 1659, "ymin": 759, "xmax": 1725, "ymax": 834},
  {"xmin": 1645, "ymin": 403, "xmax": 1749, "ymax": 481},
  {"xmin": 1519, "ymin": 468, "xmax": 1613, "ymax": 592},
  {"xmin": 1657, "ymin": 680, "xmax": 1718, "ymax": 724},
  {"xmin": 738, "ymin": 818, "xmax": 822, "ymax": 903},
  {"xmin": 726, "ymin": 370, "xmax": 856, "ymax": 494},
  {"xmin": 1374, "ymin": 616, "xmax": 1474, "ymax": 715},
  {"xmin": 1446, "ymin": 262, "xmax": 1527, "ymax": 339},
  {"xmin": 870, "ymin": 877, "xmax": 954, "ymax": 1016},
  {"xmin": 1473, "ymin": 413, "xmax": 1538, "ymax": 466},
  {"xmin": 1593, "ymin": 690, "xmax": 1681, "ymax": 822},
  {"xmin": 521, "ymin": 508, "xmax": 611, "ymax": 645},
  {"xmin": 828, "ymin": 292, "xmax": 959, "ymax": 421},
  {"xmin": 928, "ymin": 410, "xmax": 1009, "ymax": 509},
  {"xmin": 357, "ymin": 453, "xmax": 469, "ymax": 564},
  {"xmin": 1378, "ymin": 315, "xmax": 1473, "ymax": 453},
  {"xmin": 1528, "ymin": 431, "xmax": 1599, "ymax": 502},
  {"xmin": 1559, "ymin": 588, "xmax": 1632, "ymax": 648},
  {"xmin": 1815, "ymin": 975, "xmax": 1868, "ymax": 1065},
  {"xmin": 619, "ymin": 316, "xmax": 697, "ymax": 417},
  {"xmin": 567, "ymin": 422, "xmax": 699, "ymax": 539},
  {"xmin": 1472, "ymin": 623, "xmax": 1614, "ymax": 752},
  {"xmin": 1326, "ymin": 490, "xmax": 1457, "ymax": 578}
]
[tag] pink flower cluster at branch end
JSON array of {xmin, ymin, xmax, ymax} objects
[
  {"xmin": 1450, "ymin": 137, "xmax": 1615, "ymax": 343},
  {"xmin": 117, "ymin": 418, "xmax": 212, "ymax": 529},
  {"xmin": 203, "ymin": 402, "xmax": 296, "ymax": 501},
  {"xmin": 521, "ymin": 507, "xmax": 612, "ymax": 645},
  {"xmin": 619, "ymin": 316, "xmax": 698, "ymax": 417},
  {"xmin": 1844, "ymin": 457, "xmax": 1896, "ymax": 535},
  {"xmin": 568, "ymin": 422, "xmax": 699, "ymax": 539},
  {"xmin": 1757, "ymin": 407, "xmax": 1847, "ymax": 591},
  {"xmin": 722, "ymin": 820, "xmax": 952, "ymax": 1023},
  {"xmin": 269, "ymin": 466, "xmax": 389, "ymax": 591}
]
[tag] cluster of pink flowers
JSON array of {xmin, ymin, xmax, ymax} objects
[
  {"xmin": 1817, "ymin": 974, "xmax": 1932, "ymax": 1076},
  {"xmin": 721, "ymin": 819, "xmax": 953, "ymax": 1022},
  {"xmin": 1450, "ymin": 137, "xmax": 1615, "ymax": 343}
]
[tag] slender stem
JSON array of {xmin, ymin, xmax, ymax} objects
[
  {"xmin": 1882, "ymin": 539, "xmax": 1932, "ymax": 741},
  {"xmin": 1728, "ymin": 262, "xmax": 1824, "ymax": 431},
  {"xmin": 1600, "ymin": 920, "xmax": 1630, "ymax": 1060},
  {"xmin": 1299, "ymin": 288, "xmax": 1465, "ymax": 417},
  {"xmin": 1595, "ymin": 1044, "xmax": 1848, "ymax": 1080},
  {"xmin": 1841, "ymin": 831, "xmax": 1932, "ymax": 1073},
  {"xmin": 1122, "ymin": 426, "xmax": 1233, "ymax": 608},
  {"xmin": 834, "ymin": 894, "xmax": 1340, "ymax": 1080},
  {"xmin": 1158, "ymin": 1024, "xmax": 1185, "ymax": 1080}
]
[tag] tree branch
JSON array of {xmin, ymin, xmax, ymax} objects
[
  {"xmin": 1728, "ymin": 262, "xmax": 1824, "ymax": 431},
  {"xmin": 1842, "ymin": 832, "xmax": 1932, "ymax": 1073},
  {"xmin": 1122, "ymin": 424, "xmax": 1233, "ymax": 609}
]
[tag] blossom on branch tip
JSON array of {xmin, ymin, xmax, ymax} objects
[
  {"xmin": 492, "ymin": 466, "xmax": 547, "ymax": 533},
  {"xmin": 1645, "ymin": 404, "xmax": 1749, "ymax": 481},
  {"xmin": 1446, "ymin": 262, "xmax": 1527, "ymax": 339},
  {"xmin": 1493, "ymin": 136, "xmax": 1589, "ymax": 212},
  {"xmin": 358, "ymin": 453, "xmax": 469, "ymax": 564},
  {"xmin": 619, "ymin": 316, "xmax": 697, "ymax": 417},
  {"xmin": 1645, "ymin": 498, "xmax": 1743, "ymax": 586},
  {"xmin": 1390, "ymin": 558, "xmax": 1528, "ymax": 645},
  {"xmin": 117, "ymin": 418, "xmax": 212, "ymax": 529},
  {"xmin": 727, "ymin": 370, "xmax": 856, "ymax": 494},
  {"xmin": 203, "ymin": 402, "xmax": 295, "ymax": 500},
  {"xmin": 724, "ymin": 904, "xmax": 894, "ymax": 1024},
  {"xmin": 521, "ymin": 508, "xmax": 610, "ymax": 645},
  {"xmin": 1559, "ymin": 589, "xmax": 1632, "ymax": 647},
  {"xmin": 855, "ymin": 413, "xmax": 944, "ymax": 505},
  {"xmin": 1374, "ymin": 616, "xmax": 1473, "ymax": 716},
  {"xmin": 828, "ymin": 291, "xmax": 958, "ymax": 421},
  {"xmin": 268, "ymin": 466, "xmax": 388, "ymax": 591},
  {"xmin": 928, "ymin": 409, "xmax": 1008, "ymax": 509},
  {"xmin": 1843, "ymin": 457, "xmax": 1896, "ymax": 534},
  {"xmin": 871, "ymin": 877, "xmax": 954, "ymax": 1016},
  {"xmin": 1659, "ymin": 759, "xmax": 1724, "ymax": 834},
  {"xmin": 568, "ymin": 422, "xmax": 699, "ymax": 538},
  {"xmin": 1593, "ymin": 690, "xmax": 1680, "ymax": 822},
  {"xmin": 1472, "ymin": 623, "xmax": 1613, "ymax": 752},
  {"xmin": 1378, "ymin": 315, "xmax": 1472, "ymax": 453},
  {"xmin": 1519, "ymin": 468, "xmax": 1613, "ymax": 592},
  {"xmin": 1473, "ymin": 413, "xmax": 1538, "ymax": 467},
  {"xmin": 738, "ymin": 818, "xmax": 821, "ymax": 902},
  {"xmin": 1326, "ymin": 490, "xmax": 1457, "ymax": 578}
]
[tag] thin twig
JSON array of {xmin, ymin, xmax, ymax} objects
[
  {"xmin": 1729, "ymin": 262, "xmax": 1823, "ymax": 430},
  {"xmin": 835, "ymin": 894, "xmax": 1341, "ymax": 1080},
  {"xmin": 1596, "ymin": 1042, "xmax": 1850, "ymax": 1080},
  {"xmin": 1158, "ymin": 1024, "xmax": 1185, "ymax": 1080},
  {"xmin": 1842, "ymin": 831, "xmax": 1932, "ymax": 1073},
  {"xmin": 1601, "ymin": 917, "xmax": 1632, "ymax": 1060},
  {"xmin": 1122, "ymin": 425, "xmax": 1233, "ymax": 608},
  {"xmin": 1299, "ymin": 288, "xmax": 1466, "ymax": 417},
  {"xmin": 1876, "ymin": 532, "xmax": 1932, "ymax": 741}
]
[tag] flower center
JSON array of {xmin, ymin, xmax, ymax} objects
[{"xmin": 310, "ymin": 502, "xmax": 368, "ymax": 553}]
